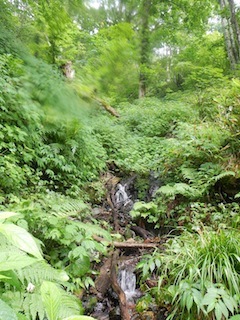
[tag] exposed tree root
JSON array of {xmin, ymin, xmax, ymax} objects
[{"xmin": 107, "ymin": 193, "xmax": 120, "ymax": 232}]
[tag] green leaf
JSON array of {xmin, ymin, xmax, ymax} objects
[
  {"xmin": 149, "ymin": 261, "xmax": 155, "ymax": 272},
  {"xmin": 186, "ymin": 295, "xmax": 193, "ymax": 312},
  {"xmin": 206, "ymin": 301, "xmax": 217, "ymax": 313},
  {"xmin": 229, "ymin": 316, "xmax": 240, "ymax": 320},
  {"xmin": 218, "ymin": 300, "xmax": 229, "ymax": 319},
  {"xmin": 77, "ymin": 255, "xmax": 91, "ymax": 277},
  {"xmin": 0, "ymin": 212, "xmax": 19, "ymax": 220},
  {"xmin": 192, "ymin": 288, "xmax": 202, "ymax": 306},
  {"xmin": 155, "ymin": 258, "xmax": 161, "ymax": 268},
  {"xmin": 0, "ymin": 250, "xmax": 37, "ymax": 271},
  {"xmin": 0, "ymin": 223, "xmax": 43, "ymax": 259},
  {"xmin": 0, "ymin": 270, "xmax": 21, "ymax": 289},
  {"xmin": 202, "ymin": 292, "xmax": 218, "ymax": 306},
  {"xmin": 222, "ymin": 296, "xmax": 236, "ymax": 314},
  {"xmin": 215, "ymin": 302, "xmax": 224, "ymax": 320},
  {"xmin": 17, "ymin": 314, "xmax": 28, "ymax": 320},
  {"xmin": 0, "ymin": 299, "xmax": 17, "ymax": 320},
  {"xmin": 0, "ymin": 275, "xmax": 10, "ymax": 280},
  {"xmin": 41, "ymin": 281, "xmax": 62, "ymax": 320}
]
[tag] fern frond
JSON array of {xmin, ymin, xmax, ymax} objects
[
  {"xmin": 209, "ymin": 171, "xmax": 235, "ymax": 183},
  {"xmin": 22, "ymin": 292, "xmax": 45, "ymax": 320},
  {"xmin": 41, "ymin": 194, "xmax": 90, "ymax": 219},
  {"xmin": 76, "ymin": 222, "xmax": 112, "ymax": 241},
  {"xmin": 181, "ymin": 167, "xmax": 198, "ymax": 181},
  {"xmin": 59, "ymin": 291, "xmax": 83, "ymax": 319},
  {"xmin": 16, "ymin": 261, "xmax": 67, "ymax": 285},
  {"xmin": 57, "ymin": 199, "xmax": 90, "ymax": 218},
  {"xmin": 158, "ymin": 183, "xmax": 201, "ymax": 199},
  {"xmin": 49, "ymin": 143, "xmax": 64, "ymax": 154},
  {"xmin": 41, "ymin": 281, "xmax": 62, "ymax": 320},
  {"xmin": 41, "ymin": 281, "xmax": 83, "ymax": 320}
]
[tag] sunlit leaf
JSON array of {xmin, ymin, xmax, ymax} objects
[
  {"xmin": 0, "ymin": 212, "xmax": 19, "ymax": 220},
  {"xmin": 0, "ymin": 223, "xmax": 42, "ymax": 259},
  {"xmin": 0, "ymin": 250, "xmax": 37, "ymax": 271},
  {"xmin": 0, "ymin": 299, "xmax": 17, "ymax": 320}
]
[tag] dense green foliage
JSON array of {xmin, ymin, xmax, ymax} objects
[{"xmin": 2, "ymin": 0, "xmax": 240, "ymax": 319}]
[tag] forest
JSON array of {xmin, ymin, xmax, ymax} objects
[{"xmin": 1, "ymin": 0, "xmax": 240, "ymax": 319}]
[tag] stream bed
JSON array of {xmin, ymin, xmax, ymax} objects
[{"xmin": 83, "ymin": 172, "xmax": 168, "ymax": 320}]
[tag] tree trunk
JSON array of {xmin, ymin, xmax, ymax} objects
[
  {"xmin": 139, "ymin": 0, "xmax": 152, "ymax": 98},
  {"xmin": 228, "ymin": 0, "xmax": 240, "ymax": 57},
  {"xmin": 219, "ymin": 0, "xmax": 240, "ymax": 69}
]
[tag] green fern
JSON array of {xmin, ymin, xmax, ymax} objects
[
  {"xmin": 52, "ymin": 199, "xmax": 90, "ymax": 218},
  {"xmin": 158, "ymin": 183, "xmax": 201, "ymax": 199},
  {"xmin": 209, "ymin": 171, "xmax": 235, "ymax": 183},
  {"xmin": 58, "ymin": 289, "xmax": 83, "ymax": 318},
  {"xmin": 41, "ymin": 281, "xmax": 62, "ymax": 320},
  {"xmin": 159, "ymin": 166, "xmax": 236, "ymax": 201},
  {"xmin": 16, "ymin": 261, "xmax": 68, "ymax": 285},
  {"xmin": 41, "ymin": 281, "xmax": 83, "ymax": 320},
  {"xmin": 22, "ymin": 292, "xmax": 45, "ymax": 320},
  {"xmin": 76, "ymin": 221, "xmax": 112, "ymax": 241}
]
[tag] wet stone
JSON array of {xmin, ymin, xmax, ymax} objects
[
  {"xmin": 109, "ymin": 306, "xmax": 121, "ymax": 320},
  {"xmin": 140, "ymin": 311, "xmax": 155, "ymax": 320}
]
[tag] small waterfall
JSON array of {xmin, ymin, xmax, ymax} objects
[
  {"xmin": 115, "ymin": 184, "xmax": 129, "ymax": 205},
  {"xmin": 117, "ymin": 267, "xmax": 139, "ymax": 303},
  {"xmin": 115, "ymin": 183, "xmax": 133, "ymax": 212}
]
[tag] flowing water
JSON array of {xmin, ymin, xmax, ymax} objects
[
  {"xmin": 115, "ymin": 184, "xmax": 129, "ymax": 206},
  {"xmin": 115, "ymin": 183, "xmax": 133, "ymax": 212},
  {"xmin": 117, "ymin": 266, "xmax": 140, "ymax": 303}
]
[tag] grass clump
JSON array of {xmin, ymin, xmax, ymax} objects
[{"xmin": 138, "ymin": 228, "xmax": 240, "ymax": 320}]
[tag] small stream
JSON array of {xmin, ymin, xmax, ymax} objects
[{"xmin": 88, "ymin": 173, "xmax": 166, "ymax": 320}]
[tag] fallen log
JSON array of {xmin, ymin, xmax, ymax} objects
[
  {"xmin": 92, "ymin": 235, "xmax": 159, "ymax": 249},
  {"xmin": 131, "ymin": 225, "xmax": 153, "ymax": 239},
  {"xmin": 94, "ymin": 97, "xmax": 120, "ymax": 118},
  {"xmin": 111, "ymin": 241, "xmax": 158, "ymax": 249}
]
